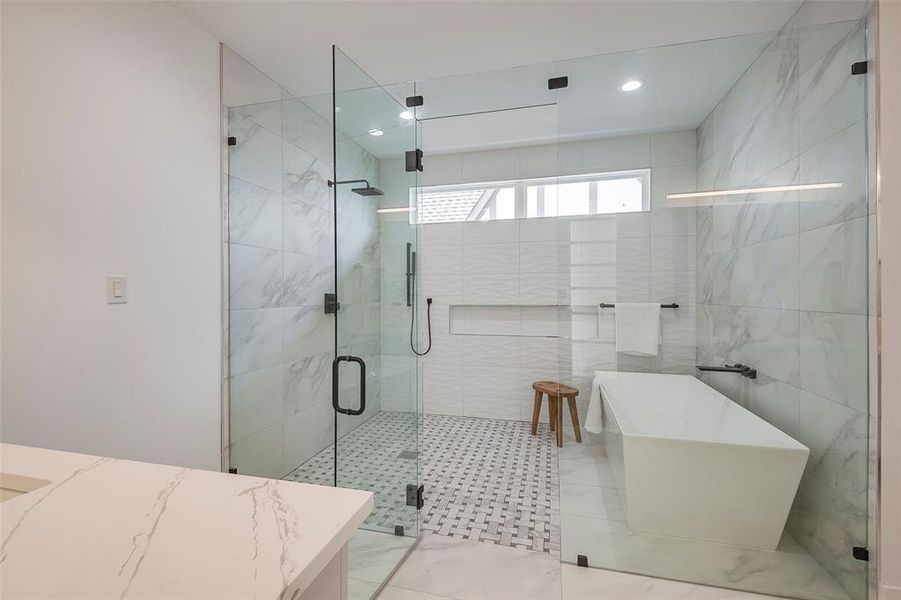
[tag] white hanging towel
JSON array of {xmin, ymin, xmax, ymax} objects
[
  {"xmin": 613, "ymin": 302, "xmax": 661, "ymax": 356},
  {"xmin": 585, "ymin": 371, "xmax": 605, "ymax": 434}
]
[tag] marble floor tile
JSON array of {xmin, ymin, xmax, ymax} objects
[
  {"xmin": 376, "ymin": 585, "xmax": 457, "ymax": 600},
  {"xmin": 561, "ymin": 514, "xmax": 700, "ymax": 583},
  {"xmin": 561, "ymin": 564, "xmax": 783, "ymax": 600},
  {"xmin": 559, "ymin": 482, "xmax": 625, "ymax": 521},
  {"xmin": 388, "ymin": 533, "xmax": 562, "ymax": 600},
  {"xmin": 382, "ymin": 539, "xmax": 788, "ymax": 600},
  {"xmin": 350, "ymin": 529, "xmax": 418, "ymax": 584},
  {"xmin": 556, "ymin": 447, "xmax": 617, "ymax": 488},
  {"xmin": 352, "ymin": 578, "xmax": 382, "ymax": 600}
]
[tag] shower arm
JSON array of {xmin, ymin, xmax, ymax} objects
[{"xmin": 327, "ymin": 179, "xmax": 372, "ymax": 188}]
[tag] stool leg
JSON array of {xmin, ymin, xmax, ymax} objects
[
  {"xmin": 556, "ymin": 397, "xmax": 564, "ymax": 447},
  {"xmin": 549, "ymin": 397, "xmax": 557, "ymax": 432},
  {"xmin": 567, "ymin": 396, "xmax": 582, "ymax": 443},
  {"xmin": 530, "ymin": 390, "xmax": 542, "ymax": 436}
]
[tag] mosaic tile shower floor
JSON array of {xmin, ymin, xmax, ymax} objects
[{"xmin": 284, "ymin": 411, "xmax": 561, "ymax": 554}]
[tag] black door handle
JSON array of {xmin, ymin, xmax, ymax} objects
[{"xmin": 332, "ymin": 355, "xmax": 366, "ymax": 416}]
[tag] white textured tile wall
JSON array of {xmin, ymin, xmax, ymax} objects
[{"xmin": 417, "ymin": 131, "xmax": 697, "ymax": 422}]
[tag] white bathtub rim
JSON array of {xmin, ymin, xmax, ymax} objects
[{"xmin": 595, "ymin": 370, "xmax": 809, "ymax": 453}]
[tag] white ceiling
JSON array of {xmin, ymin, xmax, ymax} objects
[
  {"xmin": 179, "ymin": 0, "xmax": 812, "ymax": 158},
  {"xmin": 175, "ymin": 0, "xmax": 804, "ymax": 99},
  {"xmin": 301, "ymin": 30, "xmax": 772, "ymax": 158}
]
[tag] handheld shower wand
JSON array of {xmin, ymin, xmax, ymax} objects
[{"xmin": 407, "ymin": 242, "xmax": 432, "ymax": 356}]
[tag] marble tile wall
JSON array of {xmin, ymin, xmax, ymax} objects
[
  {"xmin": 409, "ymin": 131, "xmax": 697, "ymax": 421},
  {"xmin": 694, "ymin": 12, "xmax": 872, "ymax": 600},
  {"xmin": 226, "ymin": 80, "xmax": 381, "ymax": 478}
]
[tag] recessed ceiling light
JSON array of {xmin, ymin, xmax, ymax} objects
[
  {"xmin": 399, "ymin": 110, "xmax": 414, "ymax": 120},
  {"xmin": 620, "ymin": 79, "xmax": 644, "ymax": 92},
  {"xmin": 368, "ymin": 129, "xmax": 384, "ymax": 137}
]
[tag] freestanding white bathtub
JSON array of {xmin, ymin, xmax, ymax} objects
[{"xmin": 592, "ymin": 370, "xmax": 809, "ymax": 551}]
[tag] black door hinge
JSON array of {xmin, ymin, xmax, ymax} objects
[
  {"xmin": 406, "ymin": 149, "xmax": 423, "ymax": 173},
  {"xmin": 227, "ymin": 136, "xmax": 237, "ymax": 146},
  {"xmin": 852, "ymin": 546, "xmax": 869, "ymax": 561},
  {"xmin": 406, "ymin": 484, "xmax": 424, "ymax": 509},
  {"xmin": 228, "ymin": 467, "xmax": 238, "ymax": 474},
  {"xmin": 851, "ymin": 61, "xmax": 868, "ymax": 75},
  {"xmin": 324, "ymin": 293, "xmax": 340, "ymax": 314},
  {"xmin": 406, "ymin": 95, "xmax": 424, "ymax": 107},
  {"xmin": 548, "ymin": 76, "xmax": 569, "ymax": 90}
]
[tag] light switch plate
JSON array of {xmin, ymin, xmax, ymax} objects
[{"xmin": 106, "ymin": 275, "xmax": 127, "ymax": 304}]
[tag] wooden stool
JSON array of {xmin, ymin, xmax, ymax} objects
[{"xmin": 530, "ymin": 380, "xmax": 581, "ymax": 447}]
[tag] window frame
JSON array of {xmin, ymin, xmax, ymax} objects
[{"xmin": 412, "ymin": 169, "xmax": 650, "ymax": 224}]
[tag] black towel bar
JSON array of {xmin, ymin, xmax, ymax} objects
[{"xmin": 599, "ymin": 303, "xmax": 679, "ymax": 308}]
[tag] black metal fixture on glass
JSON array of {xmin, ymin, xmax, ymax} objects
[
  {"xmin": 599, "ymin": 302, "xmax": 679, "ymax": 309},
  {"xmin": 548, "ymin": 76, "xmax": 569, "ymax": 90},
  {"xmin": 406, "ymin": 483, "xmax": 424, "ymax": 510},
  {"xmin": 851, "ymin": 61, "xmax": 868, "ymax": 75},
  {"xmin": 696, "ymin": 363, "xmax": 758, "ymax": 379},
  {"xmin": 327, "ymin": 178, "xmax": 384, "ymax": 196},
  {"xmin": 332, "ymin": 355, "xmax": 366, "ymax": 415},
  {"xmin": 405, "ymin": 149, "xmax": 424, "ymax": 172},
  {"xmin": 323, "ymin": 292, "xmax": 340, "ymax": 315}
]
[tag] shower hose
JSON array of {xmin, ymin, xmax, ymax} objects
[{"xmin": 410, "ymin": 296, "xmax": 433, "ymax": 356}]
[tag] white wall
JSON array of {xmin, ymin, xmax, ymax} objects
[
  {"xmin": 0, "ymin": 1, "xmax": 222, "ymax": 470},
  {"xmin": 0, "ymin": 1, "xmax": 4, "ymax": 420},
  {"xmin": 878, "ymin": 2, "xmax": 901, "ymax": 597}
]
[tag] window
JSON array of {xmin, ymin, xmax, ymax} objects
[{"xmin": 414, "ymin": 170, "xmax": 649, "ymax": 224}]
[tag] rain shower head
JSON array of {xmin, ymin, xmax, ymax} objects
[
  {"xmin": 328, "ymin": 178, "xmax": 384, "ymax": 197},
  {"xmin": 351, "ymin": 185, "xmax": 384, "ymax": 196}
]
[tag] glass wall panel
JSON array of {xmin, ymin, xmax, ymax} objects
[
  {"xmin": 404, "ymin": 7, "xmax": 872, "ymax": 599},
  {"xmin": 224, "ymin": 47, "xmax": 337, "ymax": 482},
  {"xmin": 223, "ymin": 45, "xmax": 423, "ymax": 597},
  {"xmin": 331, "ymin": 45, "xmax": 421, "ymax": 593},
  {"xmin": 548, "ymin": 16, "xmax": 872, "ymax": 600}
]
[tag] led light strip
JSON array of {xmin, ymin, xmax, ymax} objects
[
  {"xmin": 666, "ymin": 182, "xmax": 842, "ymax": 200},
  {"xmin": 376, "ymin": 207, "xmax": 413, "ymax": 214}
]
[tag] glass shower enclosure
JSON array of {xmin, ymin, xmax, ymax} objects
[
  {"xmin": 225, "ymin": 5, "xmax": 875, "ymax": 597},
  {"xmin": 223, "ymin": 43, "xmax": 423, "ymax": 595}
]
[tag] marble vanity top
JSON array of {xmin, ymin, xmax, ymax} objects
[{"xmin": 0, "ymin": 443, "xmax": 373, "ymax": 599}]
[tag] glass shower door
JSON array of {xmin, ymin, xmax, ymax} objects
[{"xmin": 331, "ymin": 45, "xmax": 421, "ymax": 588}]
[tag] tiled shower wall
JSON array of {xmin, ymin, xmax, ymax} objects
[
  {"xmin": 224, "ymin": 49, "xmax": 381, "ymax": 478},
  {"xmin": 694, "ymin": 10, "xmax": 872, "ymax": 600},
  {"xmin": 386, "ymin": 131, "xmax": 697, "ymax": 421}
]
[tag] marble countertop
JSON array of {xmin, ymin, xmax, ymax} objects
[{"xmin": 0, "ymin": 443, "xmax": 373, "ymax": 599}]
